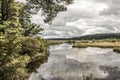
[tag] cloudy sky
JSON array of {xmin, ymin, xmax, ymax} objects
[{"xmin": 31, "ymin": 0, "xmax": 120, "ymax": 39}]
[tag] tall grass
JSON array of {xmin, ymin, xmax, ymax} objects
[{"xmin": 73, "ymin": 41, "xmax": 120, "ymax": 53}]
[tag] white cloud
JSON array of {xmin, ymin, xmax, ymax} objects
[
  {"xmin": 31, "ymin": 0, "xmax": 120, "ymax": 39},
  {"xmin": 16, "ymin": 0, "xmax": 26, "ymax": 3}
]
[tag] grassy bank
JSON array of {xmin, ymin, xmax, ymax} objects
[
  {"xmin": 48, "ymin": 39, "xmax": 120, "ymax": 53},
  {"xmin": 73, "ymin": 42, "xmax": 120, "ymax": 48},
  {"xmin": 49, "ymin": 41, "xmax": 64, "ymax": 45},
  {"xmin": 73, "ymin": 41, "xmax": 120, "ymax": 53},
  {"xmin": 113, "ymin": 48, "xmax": 120, "ymax": 54},
  {"xmin": 48, "ymin": 40, "xmax": 76, "ymax": 45}
]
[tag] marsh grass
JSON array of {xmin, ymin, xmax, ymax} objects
[
  {"xmin": 73, "ymin": 42, "xmax": 120, "ymax": 53},
  {"xmin": 49, "ymin": 41, "xmax": 64, "ymax": 45},
  {"xmin": 49, "ymin": 39, "xmax": 120, "ymax": 53},
  {"xmin": 113, "ymin": 48, "xmax": 120, "ymax": 53}
]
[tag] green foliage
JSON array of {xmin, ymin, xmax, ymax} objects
[
  {"xmin": 26, "ymin": 0, "xmax": 73, "ymax": 23},
  {"xmin": 0, "ymin": 0, "xmax": 73, "ymax": 79},
  {"xmin": 20, "ymin": 6, "xmax": 43, "ymax": 36},
  {"xmin": 0, "ymin": 0, "xmax": 48, "ymax": 80}
]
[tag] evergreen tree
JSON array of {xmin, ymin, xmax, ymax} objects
[{"xmin": 0, "ymin": 0, "xmax": 73, "ymax": 79}]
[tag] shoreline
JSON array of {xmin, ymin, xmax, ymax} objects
[{"xmin": 72, "ymin": 42, "xmax": 120, "ymax": 53}]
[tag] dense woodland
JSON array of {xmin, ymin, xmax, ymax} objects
[{"xmin": 0, "ymin": 0, "xmax": 73, "ymax": 80}]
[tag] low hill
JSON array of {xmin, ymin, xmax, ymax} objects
[
  {"xmin": 70, "ymin": 33, "xmax": 120, "ymax": 40},
  {"xmin": 48, "ymin": 33, "xmax": 120, "ymax": 40}
]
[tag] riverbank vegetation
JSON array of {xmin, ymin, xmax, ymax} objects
[
  {"xmin": 49, "ymin": 40, "xmax": 76, "ymax": 45},
  {"xmin": 0, "ymin": 0, "xmax": 73, "ymax": 80},
  {"xmin": 49, "ymin": 41, "xmax": 64, "ymax": 45},
  {"xmin": 0, "ymin": 1, "xmax": 49, "ymax": 79},
  {"xmin": 72, "ymin": 39, "xmax": 120, "ymax": 53},
  {"xmin": 48, "ymin": 38, "xmax": 120, "ymax": 53}
]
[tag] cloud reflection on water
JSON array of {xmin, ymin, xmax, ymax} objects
[{"xmin": 29, "ymin": 43, "xmax": 120, "ymax": 80}]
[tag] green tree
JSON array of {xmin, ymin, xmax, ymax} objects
[
  {"xmin": 20, "ymin": 6, "xmax": 43, "ymax": 36},
  {"xmin": 0, "ymin": 0, "xmax": 73, "ymax": 80},
  {"xmin": 0, "ymin": 1, "xmax": 25, "ymax": 79},
  {"xmin": 26, "ymin": 0, "xmax": 73, "ymax": 23}
]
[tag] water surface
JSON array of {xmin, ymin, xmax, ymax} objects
[{"xmin": 29, "ymin": 43, "xmax": 120, "ymax": 80}]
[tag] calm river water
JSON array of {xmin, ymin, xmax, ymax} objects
[{"xmin": 29, "ymin": 43, "xmax": 120, "ymax": 80}]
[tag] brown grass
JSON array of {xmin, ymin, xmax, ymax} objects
[{"xmin": 73, "ymin": 42, "xmax": 120, "ymax": 53}]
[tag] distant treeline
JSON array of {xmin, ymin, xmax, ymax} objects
[{"xmin": 48, "ymin": 33, "xmax": 120, "ymax": 40}]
